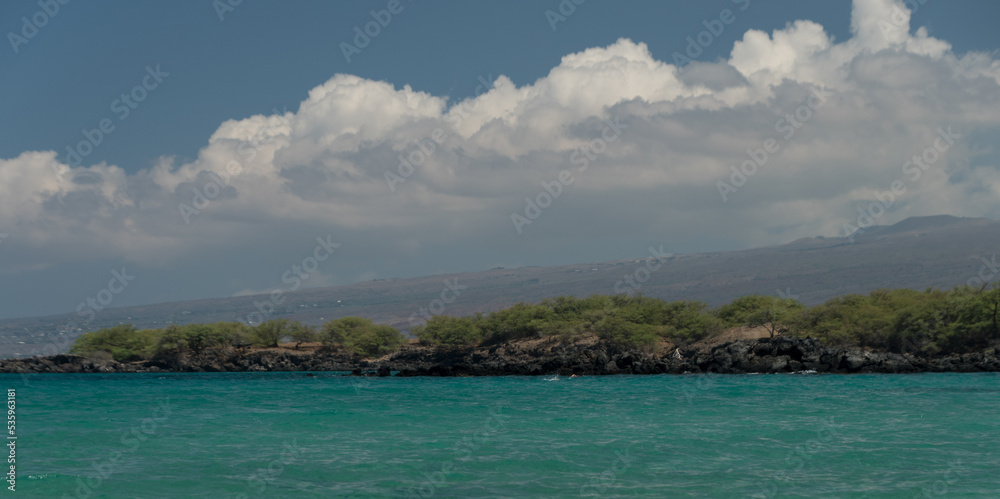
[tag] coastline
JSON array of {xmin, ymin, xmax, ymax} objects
[{"xmin": 2, "ymin": 335, "xmax": 998, "ymax": 376}]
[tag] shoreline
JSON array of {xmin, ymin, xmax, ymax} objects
[{"xmin": 2, "ymin": 336, "xmax": 998, "ymax": 376}]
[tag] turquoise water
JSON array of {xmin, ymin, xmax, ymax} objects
[{"xmin": 5, "ymin": 372, "xmax": 1000, "ymax": 498}]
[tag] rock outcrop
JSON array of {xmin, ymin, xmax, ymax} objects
[{"xmin": 2, "ymin": 337, "xmax": 998, "ymax": 376}]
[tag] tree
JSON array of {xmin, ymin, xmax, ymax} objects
[
  {"xmin": 320, "ymin": 317, "xmax": 373, "ymax": 347},
  {"xmin": 415, "ymin": 315, "xmax": 483, "ymax": 346},
  {"xmin": 320, "ymin": 317, "xmax": 406, "ymax": 357},
  {"xmin": 747, "ymin": 308, "xmax": 783, "ymax": 338},
  {"xmin": 345, "ymin": 324, "xmax": 406, "ymax": 358},
  {"xmin": 214, "ymin": 321, "xmax": 253, "ymax": 349},
  {"xmin": 70, "ymin": 324, "xmax": 155, "ymax": 362},
  {"xmin": 252, "ymin": 319, "xmax": 291, "ymax": 348},
  {"xmin": 946, "ymin": 286, "xmax": 1000, "ymax": 351},
  {"xmin": 717, "ymin": 294, "xmax": 804, "ymax": 338},
  {"xmin": 594, "ymin": 314, "xmax": 660, "ymax": 350},
  {"xmin": 288, "ymin": 322, "xmax": 317, "ymax": 349}
]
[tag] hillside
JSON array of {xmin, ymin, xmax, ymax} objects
[{"xmin": 2, "ymin": 215, "xmax": 998, "ymax": 358}]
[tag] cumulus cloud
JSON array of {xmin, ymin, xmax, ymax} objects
[{"xmin": 1, "ymin": 0, "xmax": 999, "ymax": 306}]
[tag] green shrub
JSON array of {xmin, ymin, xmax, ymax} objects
[
  {"xmin": 70, "ymin": 324, "xmax": 158, "ymax": 362},
  {"xmin": 479, "ymin": 303, "xmax": 556, "ymax": 342},
  {"xmin": 214, "ymin": 321, "xmax": 254, "ymax": 348},
  {"xmin": 252, "ymin": 319, "xmax": 292, "ymax": 348},
  {"xmin": 944, "ymin": 287, "xmax": 1000, "ymax": 351},
  {"xmin": 321, "ymin": 317, "xmax": 406, "ymax": 357},
  {"xmin": 321, "ymin": 317, "xmax": 373, "ymax": 346},
  {"xmin": 64, "ymin": 287, "xmax": 1000, "ymax": 363},
  {"xmin": 415, "ymin": 315, "xmax": 483, "ymax": 346},
  {"xmin": 594, "ymin": 315, "xmax": 660, "ymax": 350},
  {"xmin": 715, "ymin": 294, "xmax": 805, "ymax": 337},
  {"xmin": 659, "ymin": 301, "xmax": 724, "ymax": 343},
  {"xmin": 786, "ymin": 287, "xmax": 998, "ymax": 354},
  {"xmin": 344, "ymin": 324, "xmax": 406, "ymax": 358},
  {"xmin": 288, "ymin": 322, "xmax": 317, "ymax": 349}
]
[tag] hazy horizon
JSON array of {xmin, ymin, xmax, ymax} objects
[{"xmin": 2, "ymin": 0, "xmax": 1000, "ymax": 320}]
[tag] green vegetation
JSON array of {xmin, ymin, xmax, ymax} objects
[
  {"xmin": 787, "ymin": 287, "xmax": 1000, "ymax": 354},
  {"xmin": 70, "ymin": 324, "xmax": 157, "ymax": 362},
  {"xmin": 69, "ymin": 286, "xmax": 1000, "ymax": 362},
  {"xmin": 71, "ymin": 322, "xmax": 254, "ymax": 362},
  {"xmin": 716, "ymin": 294, "xmax": 805, "ymax": 338},
  {"xmin": 321, "ymin": 317, "xmax": 406, "ymax": 357},
  {"xmin": 411, "ymin": 315, "xmax": 484, "ymax": 347},
  {"xmin": 413, "ymin": 295, "xmax": 724, "ymax": 350},
  {"xmin": 412, "ymin": 288, "xmax": 1000, "ymax": 353},
  {"xmin": 70, "ymin": 317, "xmax": 404, "ymax": 361},
  {"xmin": 289, "ymin": 323, "xmax": 317, "ymax": 350}
]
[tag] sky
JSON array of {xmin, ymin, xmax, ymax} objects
[{"xmin": 1, "ymin": 0, "xmax": 999, "ymax": 320}]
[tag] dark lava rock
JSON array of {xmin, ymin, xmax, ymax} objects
[{"xmin": 3, "ymin": 336, "xmax": 999, "ymax": 376}]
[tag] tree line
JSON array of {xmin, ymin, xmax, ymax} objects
[
  {"xmin": 70, "ymin": 285, "xmax": 1000, "ymax": 362},
  {"xmin": 70, "ymin": 317, "xmax": 405, "ymax": 362},
  {"xmin": 413, "ymin": 286, "xmax": 1000, "ymax": 354}
]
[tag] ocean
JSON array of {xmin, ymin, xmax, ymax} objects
[{"xmin": 6, "ymin": 372, "xmax": 999, "ymax": 498}]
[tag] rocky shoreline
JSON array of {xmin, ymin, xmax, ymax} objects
[{"xmin": 2, "ymin": 336, "xmax": 999, "ymax": 376}]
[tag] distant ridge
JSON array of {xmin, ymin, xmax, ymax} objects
[
  {"xmin": 2, "ymin": 214, "xmax": 998, "ymax": 358},
  {"xmin": 853, "ymin": 215, "xmax": 991, "ymax": 238}
]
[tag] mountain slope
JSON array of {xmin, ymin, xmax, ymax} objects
[{"xmin": 2, "ymin": 215, "xmax": 998, "ymax": 358}]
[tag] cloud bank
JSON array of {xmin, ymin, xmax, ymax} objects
[{"xmin": 2, "ymin": 0, "xmax": 999, "ymax": 311}]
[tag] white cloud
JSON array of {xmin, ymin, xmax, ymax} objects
[{"xmin": 1, "ymin": 0, "xmax": 998, "ymax": 301}]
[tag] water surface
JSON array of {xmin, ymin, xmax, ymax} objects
[{"xmin": 7, "ymin": 372, "xmax": 999, "ymax": 497}]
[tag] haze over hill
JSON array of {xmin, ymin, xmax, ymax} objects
[
  {"xmin": 3, "ymin": 0, "xmax": 1000, "ymax": 325},
  {"xmin": 2, "ymin": 215, "xmax": 997, "ymax": 358}
]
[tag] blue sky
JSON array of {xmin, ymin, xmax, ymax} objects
[
  {"xmin": 1, "ymin": 0, "xmax": 1000, "ymax": 320},
  {"xmin": 5, "ymin": 0, "xmax": 996, "ymax": 173}
]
